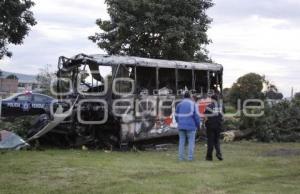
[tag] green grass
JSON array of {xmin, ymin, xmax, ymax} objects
[{"xmin": 0, "ymin": 142, "xmax": 300, "ymax": 194}]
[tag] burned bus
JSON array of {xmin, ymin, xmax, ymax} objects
[{"xmin": 31, "ymin": 54, "xmax": 223, "ymax": 148}]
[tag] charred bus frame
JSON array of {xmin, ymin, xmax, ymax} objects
[{"xmin": 53, "ymin": 54, "xmax": 223, "ymax": 148}]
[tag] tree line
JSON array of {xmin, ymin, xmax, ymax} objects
[{"xmin": 1, "ymin": 0, "xmax": 213, "ymax": 62}]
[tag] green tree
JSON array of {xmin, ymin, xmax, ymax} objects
[
  {"xmin": 264, "ymin": 80, "xmax": 283, "ymax": 100},
  {"xmin": 0, "ymin": 0, "xmax": 36, "ymax": 59},
  {"xmin": 36, "ymin": 64, "xmax": 55, "ymax": 96},
  {"xmin": 6, "ymin": 74, "xmax": 18, "ymax": 80},
  {"xmin": 0, "ymin": 69, "xmax": 2, "ymax": 77},
  {"xmin": 222, "ymin": 88, "xmax": 231, "ymax": 103},
  {"xmin": 89, "ymin": 0, "xmax": 213, "ymax": 62},
  {"xmin": 265, "ymin": 91, "xmax": 283, "ymax": 100},
  {"xmin": 229, "ymin": 73, "xmax": 265, "ymax": 109},
  {"xmin": 295, "ymin": 92, "xmax": 300, "ymax": 100},
  {"xmin": 254, "ymin": 100, "xmax": 300, "ymax": 142}
]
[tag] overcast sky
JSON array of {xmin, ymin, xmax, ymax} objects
[{"xmin": 0, "ymin": 0, "xmax": 299, "ymax": 97}]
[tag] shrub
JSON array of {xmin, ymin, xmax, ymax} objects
[{"xmin": 240, "ymin": 100, "xmax": 300, "ymax": 142}]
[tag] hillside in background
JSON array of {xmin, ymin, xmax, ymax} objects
[{"xmin": 1, "ymin": 71, "xmax": 36, "ymax": 83}]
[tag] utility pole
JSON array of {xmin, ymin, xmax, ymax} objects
[{"xmin": 291, "ymin": 87, "xmax": 294, "ymax": 99}]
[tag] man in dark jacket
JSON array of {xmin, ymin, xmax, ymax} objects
[
  {"xmin": 204, "ymin": 94, "xmax": 224, "ymax": 161},
  {"xmin": 175, "ymin": 92, "xmax": 201, "ymax": 161}
]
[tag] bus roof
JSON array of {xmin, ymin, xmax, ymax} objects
[{"xmin": 66, "ymin": 54, "xmax": 223, "ymax": 72}]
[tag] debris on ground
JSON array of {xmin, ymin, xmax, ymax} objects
[
  {"xmin": 140, "ymin": 143, "xmax": 177, "ymax": 151},
  {"xmin": 0, "ymin": 130, "xmax": 29, "ymax": 150},
  {"xmin": 155, "ymin": 144, "xmax": 176, "ymax": 151},
  {"xmin": 222, "ymin": 129, "xmax": 254, "ymax": 142}
]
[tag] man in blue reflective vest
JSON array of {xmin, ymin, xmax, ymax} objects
[{"xmin": 175, "ymin": 92, "xmax": 201, "ymax": 161}]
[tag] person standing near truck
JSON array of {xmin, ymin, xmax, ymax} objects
[
  {"xmin": 175, "ymin": 92, "xmax": 201, "ymax": 161},
  {"xmin": 204, "ymin": 94, "xmax": 224, "ymax": 161}
]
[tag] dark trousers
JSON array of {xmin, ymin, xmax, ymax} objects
[{"xmin": 206, "ymin": 127, "xmax": 222, "ymax": 159}]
